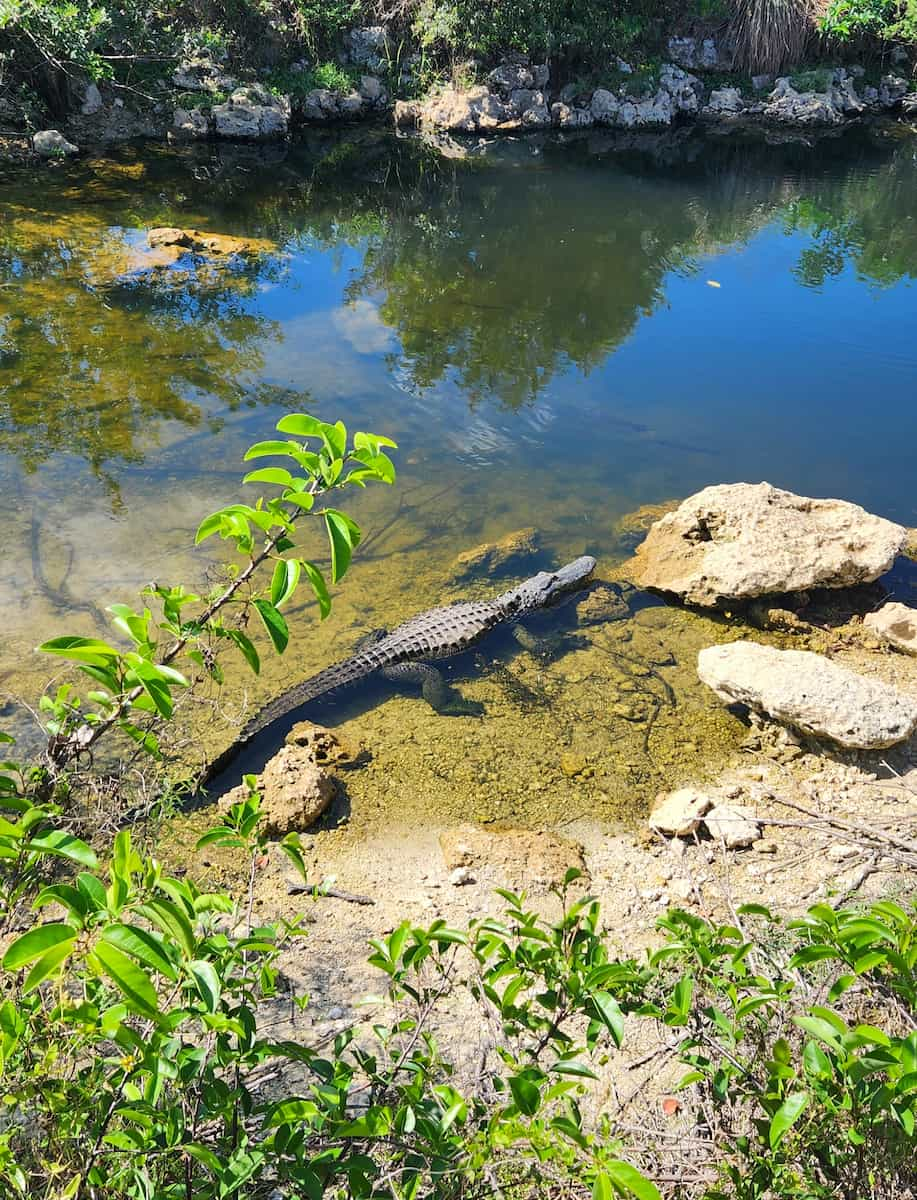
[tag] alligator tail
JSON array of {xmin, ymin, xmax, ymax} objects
[{"xmin": 197, "ymin": 652, "xmax": 380, "ymax": 788}]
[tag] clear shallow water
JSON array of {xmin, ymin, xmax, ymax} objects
[{"xmin": 2, "ymin": 125, "xmax": 916, "ymax": 825}]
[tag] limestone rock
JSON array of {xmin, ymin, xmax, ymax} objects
[
  {"xmin": 359, "ymin": 75, "xmax": 386, "ymax": 106},
  {"xmin": 522, "ymin": 103, "xmax": 551, "ymax": 128},
  {"xmin": 698, "ymin": 641, "xmax": 917, "ymax": 749},
  {"xmin": 765, "ymin": 77, "xmax": 844, "ymax": 126},
  {"xmin": 33, "ymin": 129, "xmax": 78, "ymax": 157},
  {"xmin": 703, "ymin": 803, "xmax": 760, "ymax": 848},
  {"xmin": 879, "ymin": 73, "xmax": 908, "ymax": 107},
  {"xmin": 303, "ymin": 88, "xmax": 339, "ymax": 121},
  {"xmin": 864, "ymin": 603, "xmax": 917, "ymax": 655},
  {"xmin": 219, "ymin": 744, "xmax": 335, "ymax": 836},
  {"xmin": 658, "ymin": 64, "xmax": 701, "ymax": 114},
  {"xmin": 412, "ymin": 84, "xmax": 516, "ymax": 132},
  {"xmin": 285, "ymin": 720, "xmax": 356, "ymax": 767},
  {"xmin": 172, "ymin": 106, "xmax": 209, "ymax": 139},
  {"xmin": 172, "ymin": 54, "xmax": 237, "ymax": 95},
  {"xmin": 633, "ymin": 482, "xmax": 907, "ymax": 606},
  {"xmin": 345, "ymin": 26, "xmax": 389, "ymax": 71},
  {"xmin": 81, "ymin": 83, "xmax": 103, "ymax": 115},
  {"xmin": 649, "ymin": 787, "xmax": 713, "ymax": 837},
  {"xmin": 591, "ymin": 88, "xmax": 620, "ymax": 125},
  {"xmin": 667, "ymin": 36, "xmax": 721, "ymax": 70},
  {"xmin": 452, "ymin": 527, "xmax": 539, "ymax": 576},
  {"xmin": 704, "ymin": 87, "xmax": 745, "ymax": 116},
  {"xmin": 488, "ymin": 63, "xmax": 533, "ymax": 93},
  {"xmin": 212, "ymin": 88, "xmax": 289, "ymax": 139},
  {"xmin": 905, "ymin": 529, "xmax": 917, "ymax": 561},
  {"xmin": 439, "ymin": 824, "xmax": 586, "ymax": 892},
  {"xmin": 551, "ymin": 102, "xmax": 594, "ymax": 129}
]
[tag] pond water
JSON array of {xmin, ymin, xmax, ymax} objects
[{"xmin": 2, "ymin": 124, "xmax": 916, "ymax": 829}]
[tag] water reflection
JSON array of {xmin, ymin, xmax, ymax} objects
[{"xmin": 1, "ymin": 126, "xmax": 917, "ymax": 820}]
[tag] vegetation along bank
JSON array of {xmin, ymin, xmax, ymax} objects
[{"xmin": 3, "ymin": 0, "xmax": 917, "ymax": 157}]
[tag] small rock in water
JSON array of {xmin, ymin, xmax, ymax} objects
[
  {"xmin": 703, "ymin": 804, "xmax": 760, "ymax": 849},
  {"xmin": 864, "ymin": 602, "xmax": 917, "ymax": 655},
  {"xmin": 698, "ymin": 641, "xmax": 917, "ymax": 749},
  {"xmin": 649, "ymin": 787, "xmax": 713, "ymax": 837}
]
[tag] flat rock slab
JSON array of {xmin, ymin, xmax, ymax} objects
[
  {"xmin": 698, "ymin": 640, "xmax": 917, "ymax": 749},
  {"xmin": 649, "ymin": 787, "xmax": 713, "ymax": 836},
  {"xmin": 633, "ymin": 482, "xmax": 906, "ymax": 607},
  {"xmin": 703, "ymin": 803, "xmax": 760, "ymax": 848},
  {"xmin": 864, "ymin": 603, "xmax": 917, "ymax": 655}
]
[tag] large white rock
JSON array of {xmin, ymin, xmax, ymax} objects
[
  {"xmin": 33, "ymin": 129, "xmax": 78, "ymax": 157},
  {"xmin": 864, "ymin": 603, "xmax": 917, "ymax": 655},
  {"xmin": 633, "ymin": 482, "xmax": 907, "ymax": 607},
  {"xmin": 698, "ymin": 641, "xmax": 917, "ymax": 749}
]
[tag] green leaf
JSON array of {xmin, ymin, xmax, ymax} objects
[
  {"xmin": 37, "ymin": 637, "xmax": 119, "ymax": 666},
  {"xmin": 243, "ymin": 467, "xmax": 294, "ymax": 488},
  {"xmin": 94, "ymin": 940, "xmax": 159, "ymax": 1018},
  {"xmin": 4, "ymin": 923, "xmax": 76, "ymax": 969},
  {"xmin": 270, "ymin": 558, "xmax": 301, "ymax": 610},
  {"xmin": 551, "ymin": 1058, "xmax": 598, "ymax": 1079},
  {"xmin": 593, "ymin": 1173, "xmax": 613, "ymax": 1200},
  {"xmin": 102, "ymin": 924, "xmax": 177, "ymax": 981},
  {"xmin": 592, "ymin": 991, "xmax": 625, "ymax": 1047},
  {"xmin": 227, "ymin": 629, "xmax": 260, "ymax": 675},
  {"xmin": 802, "ymin": 1040, "xmax": 832, "ymax": 1078},
  {"xmin": 276, "ymin": 412, "xmax": 328, "ymax": 441},
  {"xmin": 769, "ymin": 1091, "xmax": 810, "ymax": 1149},
  {"xmin": 188, "ymin": 960, "xmax": 221, "ymax": 1012},
  {"xmin": 508, "ymin": 1072, "xmax": 542, "ymax": 1116},
  {"xmin": 23, "ymin": 939, "xmax": 76, "ymax": 993},
  {"xmin": 300, "ymin": 560, "xmax": 331, "ymax": 620},
  {"xmin": 243, "ymin": 439, "xmax": 299, "ymax": 461},
  {"xmin": 26, "ymin": 829, "xmax": 98, "ymax": 868},
  {"xmin": 323, "ymin": 509, "xmax": 361, "ymax": 584},
  {"xmin": 606, "ymin": 1160, "xmax": 662, "ymax": 1200},
  {"xmin": 253, "ymin": 599, "xmax": 289, "ymax": 655}
]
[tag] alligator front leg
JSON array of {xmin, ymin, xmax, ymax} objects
[{"xmin": 380, "ymin": 662, "xmax": 484, "ymax": 716}]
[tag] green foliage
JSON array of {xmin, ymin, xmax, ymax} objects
[
  {"xmin": 292, "ymin": 0, "xmax": 360, "ymax": 54},
  {"xmin": 650, "ymin": 902, "xmax": 917, "ymax": 1197},
  {"xmin": 411, "ymin": 0, "xmax": 674, "ymax": 62},
  {"xmin": 268, "ymin": 59, "xmax": 361, "ymax": 101},
  {"xmin": 35, "ymin": 411, "xmax": 396, "ymax": 772},
  {"xmin": 788, "ymin": 66, "xmax": 836, "ymax": 91},
  {"xmin": 819, "ymin": 0, "xmax": 917, "ymax": 41}
]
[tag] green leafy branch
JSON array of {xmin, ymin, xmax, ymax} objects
[{"xmin": 35, "ymin": 412, "xmax": 396, "ymax": 771}]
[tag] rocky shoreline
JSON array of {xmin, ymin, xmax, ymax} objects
[{"xmin": 6, "ymin": 28, "xmax": 917, "ymax": 163}]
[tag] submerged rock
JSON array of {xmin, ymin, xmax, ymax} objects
[
  {"xmin": 633, "ymin": 482, "xmax": 907, "ymax": 607},
  {"xmin": 698, "ymin": 641, "xmax": 917, "ymax": 749},
  {"xmin": 864, "ymin": 603, "xmax": 917, "ymax": 655},
  {"xmin": 33, "ymin": 129, "xmax": 79, "ymax": 157},
  {"xmin": 452, "ymin": 527, "xmax": 540, "ymax": 575}
]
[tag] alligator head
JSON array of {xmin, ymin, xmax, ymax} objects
[{"xmin": 500, "ymin": 555, "xmax": 597, "ymax": 614}]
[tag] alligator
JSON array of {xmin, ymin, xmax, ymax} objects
[{"xmin": 201, "ymin": 555, "xmax": 596, "ymax": 788}]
